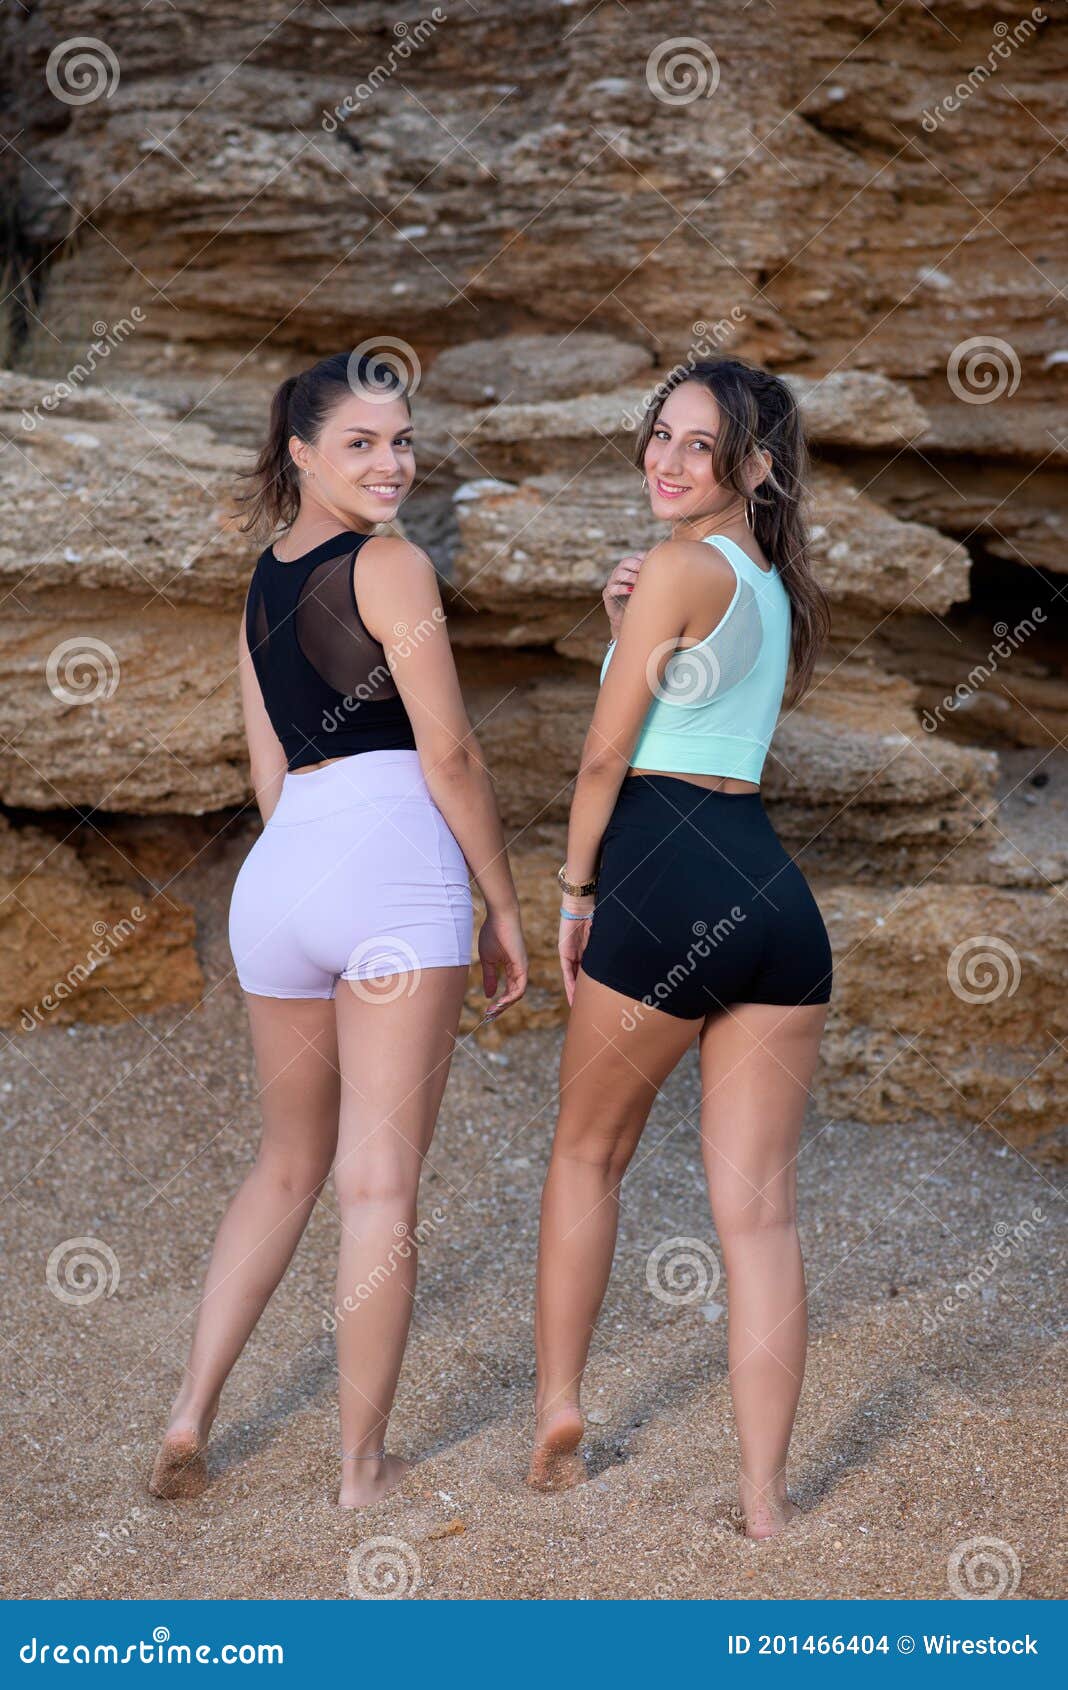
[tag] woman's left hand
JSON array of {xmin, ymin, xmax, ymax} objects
[
  {"xmin": 558, "ymin": 898, "xmax": 595, "ymax": 1005},
  {"xmin": 603, "ymin": 552, "xmax": 646, "ymax": 640}
]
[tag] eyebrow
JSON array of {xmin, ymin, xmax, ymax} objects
[
  {"xmin": 342, "ymin": 424, "xmax": 414, "ymax": 436},
  {"xmin": 658, "ymin": 423, "xmax": 717, "ymax": 440}
]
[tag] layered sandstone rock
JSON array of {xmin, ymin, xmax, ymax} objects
[
  {"xmin": 0, "ymin": 373, "xmax": 250, "ymax": 813},
  {"xmin": 1, "ymin": 1, "xmax": 1063, "ymax": 1151},
  {"xmin": 0, "ymin": 812, "xmax": 202, "ymax": 1031},
  {"xmin": 817, "ymin": 883, "xmax": 1066, "ymax": 1159}
]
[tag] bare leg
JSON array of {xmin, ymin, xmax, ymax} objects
[
  {"xmin": 149, "ymin": 996, "xmax": 340, "ymax": 1498},
  {"xmin": 698, "ymin": 1000, "xmax": 828, "ymax": 1539},
  {"xmin": 332, "ymin": 964, "xmax": 468, "ymax": 1509},
  {"xmin": 529, "ymin": 972, "xmax": 701, "ymax": 1488}
]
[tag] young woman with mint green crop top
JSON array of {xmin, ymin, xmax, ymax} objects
[
  {"xmin": 529, "ymin": 356, "xmax": 834, "ymax": 1542},
  {"xmin": 598, "ymin": 528, "xmax": 792, "ymax": 785}
]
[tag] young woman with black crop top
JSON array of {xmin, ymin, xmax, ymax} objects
[
  {"xmin": 528, "ymin": 358, "xmax": 834, "ymax": 1540},
  {"xmin": 148, "ymin": 351, "xmax": 527, "ymax": 1510}
]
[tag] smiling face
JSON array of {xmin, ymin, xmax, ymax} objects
[
  {"xmin": 289, "ymin": 390, "xmax": 415, "ymax": 528},
  {"xmin": 642, "ymin": 380, "xmax": 736, "ymax": 525}
]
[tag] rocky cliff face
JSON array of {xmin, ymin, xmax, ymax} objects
[{"xmin": 1, "ymin": 1, "xmax": 1064, "ymax": 1154}]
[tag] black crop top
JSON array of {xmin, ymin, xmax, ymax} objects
[{"xmin": 244, "ymin": 529, "xmax": 418, "ymax": 771}]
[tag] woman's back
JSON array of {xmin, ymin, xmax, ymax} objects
[
  {"xmin": 245, "ymin": 529, "xmax": 417, "ymax": 771},
  {"xmin": 599, "ymin": 533, "xmax": 791, "ymax": 786}
]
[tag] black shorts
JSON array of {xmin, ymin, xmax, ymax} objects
[{"xmin": 579, "ymin": 774, "xmax": 834, "ymax": 1020}]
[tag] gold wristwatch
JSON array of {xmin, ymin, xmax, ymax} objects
[{"xmin": 558, "ymin": 864, "xmax": 598, "ymax": 898}]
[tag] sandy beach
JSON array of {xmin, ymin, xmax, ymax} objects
[{"xmin": 1, "ymin": 823, "xmax": 1062, "ymax": 1603}]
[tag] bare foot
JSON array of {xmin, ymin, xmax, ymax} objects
[
  {"xmin": 148, "ymin": 1429, "xmax": 209, "ymax": 1500},
  {"xmin": 740, "ymin": 1475, "xmax": 799, "ymax": 1539},
  {"xmin": 527, "ymin": 1406, "xmax": 586, "ymax": 1491},
  {"xmin": 337, "ymin": 1453, "xmax": 411, "ymax": 1510},
  {"xmin": 147, "ymin": 1394, "xmax": 219, "ymax": 1501}
]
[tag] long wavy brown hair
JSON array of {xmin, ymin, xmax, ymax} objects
[{"xmin": 634, "ymin": 356, "xmax": 831, "ymax": 703}]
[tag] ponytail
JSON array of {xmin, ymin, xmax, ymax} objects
[{"xmin": 233, "ymin": 375, "xmax": 300, "ymax": 538}]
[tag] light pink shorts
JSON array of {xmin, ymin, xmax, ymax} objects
[{"xmin": 228, "ymin": 751, "xmax": 473, "ymax": 999}]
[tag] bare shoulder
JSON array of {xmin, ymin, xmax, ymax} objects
[
  {"xmin": 353, "ymin": 533, "xmax": 442, "ymax": 642},
  {"xmin": 640, "ymin": 536, "xmax": 736, "ymax": 585},
  {"xmin": 358, "ymin": 533, "xmax": 435, "ymax": 580}
]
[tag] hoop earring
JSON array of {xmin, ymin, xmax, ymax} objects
[
  {"xmin": 641, "ymin": 475, "xmax": 648, "ymax": 490},
  {"xmin": 745, "ymin": 497, "xmax": 754, "ymax": 530}
]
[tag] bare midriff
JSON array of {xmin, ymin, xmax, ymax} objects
[
  {"xmin": 625, "ymin": 767, "xmax": 759, "ymax": 794},
  {"xmin": 291, "ymin": 755, "xmax": 350, "ymax": 775}
]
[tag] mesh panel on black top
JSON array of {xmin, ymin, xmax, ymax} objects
[
  {"xmin": 249, "ymin": 580, "xmax": 269, "ymax": 655},
  {"xmin": 243, "ymin": 533, "xmax": 417, "ymax": 769},
  {"xmin": 294, "ymin": 549, "xmax": 402, "ymax": 701}
]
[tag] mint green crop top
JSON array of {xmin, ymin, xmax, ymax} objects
[{"xmin": 599, "ymin": 533, "xmax": 791, "ymax": 784}]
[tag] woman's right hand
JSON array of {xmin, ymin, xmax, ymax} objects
[
  {"xmin": 478, "ymin": 905, "xmax": 528, "ymax": 1021},
  {"xmin": 558, "ymin": 904, "xmax": 595, "ymax": 1007},
  {"xmin": 602, "ymin": 552, "xmax": 646, "ymax": 640}
]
